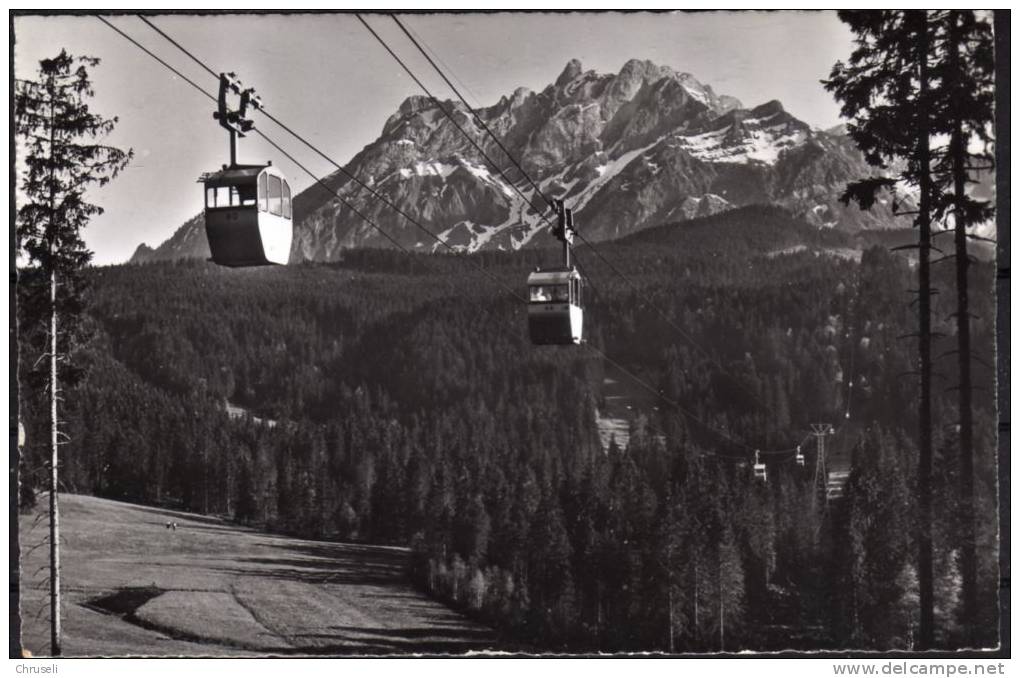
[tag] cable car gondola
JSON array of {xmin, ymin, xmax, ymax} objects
[
  {"xmin": 753, "ymin": 450, "xmax": 767, "ymax": 482},
  {"xmin": 201, "ymin": 163, "xmax": 292, "ymax": 266},
  {"xmin": 201, "ymin": 72, "xmax": 292, "ymax": 267},
  {"xmin": 527, "ymin": 266, "xmax": 583, "ymax": 345},
  {"xmin": 528, "ymin": 199, "xmax": 584, "ymax": 345}
]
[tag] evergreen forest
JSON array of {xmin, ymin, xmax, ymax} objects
[{"xmin": 17, "ymin": 206, "xmax": 999, "ymax": 651}]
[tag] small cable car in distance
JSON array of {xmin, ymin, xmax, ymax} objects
[
  {"xmin": 753, "ymin": 450, "xmax": 767, "ymax": 482},
  {"xmin": 528, "ymin": 199, "xmax": 584, "ymax": 345},
  {"xmin": 202, "ymin": 72, "xmax": 293, "ymax": 267}
]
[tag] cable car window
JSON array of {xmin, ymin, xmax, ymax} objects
[
  {"xmin": 206, "ymin": 187, "xmax": 216, "ymax": 208},
  {"xmin": 213, "ymin": 186, "xmax": 235, "ymax": 208},
  {"xmin": 268, "ymin": 175, "xmax": 283, "ymax": 216},
  {"xmin": 282, "ymin": 180, "xmax": 292, "ymax": 219},
  {"xmin": 238, "ymin": 183, "xmax": 257, "ymax": 207},
  {"xmin": 530, "ymin": 284, "xmax": 569, "ymax": 302},
  {"xmin": 259, "ymin": 173, "xmax": 268, "ymax": 212}
]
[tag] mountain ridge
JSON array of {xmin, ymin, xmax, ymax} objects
[{"xmin": 132, "ymin": 58, "xmax": 908, "ymax": 264}]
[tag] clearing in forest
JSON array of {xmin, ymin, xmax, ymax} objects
[{"xmin": 18, "ymin": 494, "xmax": 498, "ymax": 656}]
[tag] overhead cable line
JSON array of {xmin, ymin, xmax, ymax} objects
[
  {"xmin": 380, "ymin": 12, "xmax": 777, "ymax": 419},
  {"xmin": 133, "ymin": 14, "xmax": 529, "ymax": 306},
  {"xmin": 357, "ymin": 13, "xmax": 550, "ymax": 220},
  {"xmin": 391, "ymin": 14, "xmax": 556, "ymax": 212},
  {"xmin": 120, "ymin": 13, "xmax": 854, "ymax": 468},
  {"xmin": 401, "ymin": 19, "xmax": 486, "ymax": 111},
  {"xmin": 97, "ymin": 16, "xmax": 456, "ymax": 286},
  {"xmin": 574, "ymin": 231, "xmax": 778, "ymax": 418},
  {"xmin": 97, "ymin": 16, "xmax": 216, "ymax": 106},
  {"xmin": 137, "ymin": 15, "xmax": 218, "ymax": 78},
  {"xmin": 586, "ymin": 342, "xmax": 762, "ymax": 455},
  {"xmin": 375, "ymin": 13, "xmax": 862, "ymax": 464}
]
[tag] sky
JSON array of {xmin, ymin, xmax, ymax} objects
[{"xmin": 13, "ymin": 11, "xmax": 856, "ymax": 265}]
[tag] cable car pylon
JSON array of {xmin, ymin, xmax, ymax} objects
[{"xmin": 810, "ymin": 423, "xmax": 834, "ymax": 512}]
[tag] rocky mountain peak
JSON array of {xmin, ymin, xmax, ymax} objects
[
  {"xmin": 134, "ymin": 58, "xmax": 899, "ymax": 265},
  {"xmin": 555, "ymin": 58, "xmax": 584, "ymax": 87},
  {"xmin": 749, "ymin": 99, "xmax": 786, "ymax": 118}
]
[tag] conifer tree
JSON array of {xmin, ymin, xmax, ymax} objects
[
  {"xmin": 825, "ymin": 10, "xmax": 938, "ymax": 648},
  {"xmin": 15, "ymin": 49, "xmax": 131, "ymax": 656},
  {"xmin": 928, "ymin": 10, "xmax": 995, "ymax": 643}
]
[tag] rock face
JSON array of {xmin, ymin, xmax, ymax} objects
[{"xmin": 133, "ymin": 58, "xmax": 908, "ymax": 263}]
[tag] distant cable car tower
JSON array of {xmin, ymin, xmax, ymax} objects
[
  {"xmin": 527, "ymin": 200, "xmax": 584, "ymax": 345},
  {"xmin": 200, "ymin": 73, "xmax": 293, "ymax": 267}
]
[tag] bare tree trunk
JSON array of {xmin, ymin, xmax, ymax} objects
[
  {"xmin": 11, "ymin": 406, "xmax": 22, "ymax": 658},
  {"xmin": 915, "ymin": 9, "xmax": 935, "ymax": 650},
  {"xmin": 948, "ymin": 9, "xmax": 977, "ymax": 645},
  {"xmin": 49, "ymin": 263, "xmax": 61, "ymax": 657},
  {"xmin": 693, "ymin": 562, "xmax": 699, "ymax": 642},
  {"xmin": 718, "ymin": 569, "xmax": 725, "ymax": 652},
  {"xmin": 11, "ymin": 237, "xmax": 23, "ymax": 656},
  {"xmin": 668, "ymin": 581, "xmax": 675, "ymax": 653}
]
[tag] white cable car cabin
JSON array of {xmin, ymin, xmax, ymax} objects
[
  {"xmin": 201, "ymin": 163, "xmax": 293, "ymax": 267},
  {"xmin": 527, "ymin": 267, "xmax": 583, "ymax": 345},
  {"xmin": 795, "ymin": 445, "xmax": 805, "ymax": 467}
]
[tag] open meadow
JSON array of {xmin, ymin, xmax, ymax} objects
[{"xmin": 18, "ymin": 494, "xmax": 499, "ymax": 656}]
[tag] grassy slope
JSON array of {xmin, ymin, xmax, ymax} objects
[{"xmin": 18, "ymin": 495, "xmax": 497, "ymax": 657}]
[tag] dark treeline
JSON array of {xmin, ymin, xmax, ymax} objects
[{"xmin": 17, "ymin": 206, "xmax": 997, "ymax": 651}]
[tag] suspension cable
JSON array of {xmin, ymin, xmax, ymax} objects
[
  {"xmin": 97, "ymin": 15, "xmax": 454, "ymax": 288},
  {"xmin": 132, "ymin": 14, "xmax": 529, "ymax": 305},
  {"xmin": 377, "ymin": 12, "xmax": 778, "ymax": 419},
  {"xmin": 357, "ymin": 13, "xmax": 550, "ymax": 221},
  {"xmin": 111, "ymin": 13, "xmax": 856, "ymax": 466},
  {"xmin": 391, "ymin": 14, "xmax": 556, "ymax": 211}
]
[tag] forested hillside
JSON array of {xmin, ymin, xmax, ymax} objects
[{"xmin": 18, "ymin": 206, "xmax": 998, "ymax": 651}]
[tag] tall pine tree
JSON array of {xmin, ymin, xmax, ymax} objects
[
  {"xmin": 15, "ymin": 50, "xmax": 131, "ymax": 656},
  {"xmin": 825, "ymin": 10, "xmax": 939, "ymax": 648},
  {"xmin": 928, "ymin": 10, "xmax": 995, "ymax": 645}
]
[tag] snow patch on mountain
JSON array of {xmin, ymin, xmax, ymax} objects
[
  {"xmin": 570, "ymin": 135, "xmax": 669, "ymax": 212},
  {"xmin": 134, "ymin": 59, "xmax": 905, "ymax": 264},
  {"xmin": 399, "ymin": 160, "xmax": 459, "ymax": 179},
  {"xmin": 676, "ymin": 123, "xmax": 808, "ymax": 165}
]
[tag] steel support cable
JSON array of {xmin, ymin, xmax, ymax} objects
[
  {"xmin": 386, "ymin": 10, "xmax": 782, "ymax": 422},
  {"xmin": 390, "ymin": 14, "xmax": 556, "ymax": 211},
  {"xmin": 380, "ymin": 10, "xmax": 784, "ymax": 424},
  {"xmin": 400, "ymin": 18, "xmax": 486, "ymax": 113},
  {"xmin": 105, "ymin": 15, "xmax": 703, "ymax": 469},
  {"xmin": 137, "ymin": 15, "xmax": 218, "ymax": 78},
  {"xmin": 357, "ymin": 14, "xmax": 552, "ymax": 222},
  {"xmin": 133, "ymin": 15, "xmax": 528, "ymax": 306},
  {"xmin": 574, "ymin": 232, "xmax": 779, "ymax": 419},
  {"xmin": 575, "ymin": 249, "xmax": 808, "ymax": 459},
  {"xmin": 120, "ymin": 14, "xmax": 829, "ymax": 466},
  {"xmin": 96, "ymin": 16, "xmax": 216, "ymax": 106},
  {"xmin": 250, "ymin": 101, "xmax": 528, "ymax": 303},
  {"xmin": 97, "ymin": 15, "xmax": 466, "ymax": 295},
  {"xmin": 255, "ymin": 103, "xmax": 531, "ymax": 304},
  {"xmin": 582, "ymin": 341, "xmax": 755, "ymax": 453}
]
